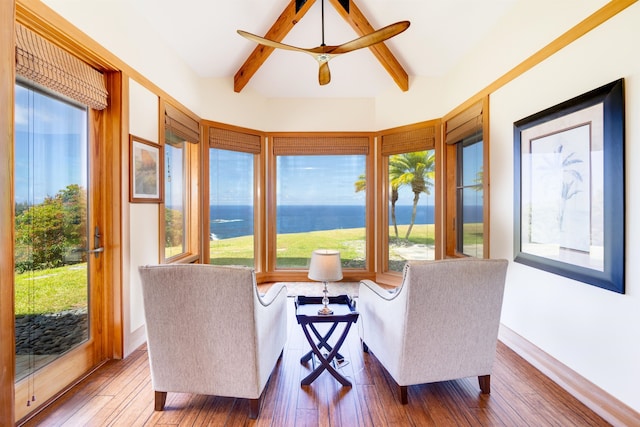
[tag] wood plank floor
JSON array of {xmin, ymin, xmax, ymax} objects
[{"xmin": 21, "ymin": 299, "xmax": 610, "ymax": 426}]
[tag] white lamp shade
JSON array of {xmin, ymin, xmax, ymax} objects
[{"xmin": 308, "ymin": 249, "xmax": 343, "ymax": 282}]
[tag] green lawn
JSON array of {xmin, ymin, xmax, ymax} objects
[
  {"xmin": 15, "ymin": 264, "xmax": 87, "ymax": 316},
  {"xmin": 15, "ymin": 223, "xmax": 480, "ymax": 315},
  {"xmin": 210, "ymin": 225, "xmax": 436, "ymax": 267}
]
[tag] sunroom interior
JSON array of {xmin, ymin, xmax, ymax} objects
[{"xmin": 1, "ymin": 0, "xmax": 640, "ymax": 425}]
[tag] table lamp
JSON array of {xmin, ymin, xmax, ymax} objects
[{"xmin": 308, "ymin": 249, "xmax": 343, "ymax": 315}]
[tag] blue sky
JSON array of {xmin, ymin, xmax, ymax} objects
[
  {"xmin": 210, "ymin": 149, "xmax": 437, "ymax": 207},
  {"xmin": 15, "ymin": 82, "xmax": 442, "ymax": 210},
  {"xmin": 14, "ymin": 84, "xmax": 87, "ymax": 204}
]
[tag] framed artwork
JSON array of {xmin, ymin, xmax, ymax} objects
[
  {"xmin": 129, "ymin": 135, "xmax": 163, "ymax": 203},
  {"xmin": 514, "ymin": 79, "xmax": 624, "ymax": 293}
]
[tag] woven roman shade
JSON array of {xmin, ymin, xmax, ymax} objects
[
  {"xmin": 209, "ymin": 126, "xmax": 261, "ymax": 154},
  {"xmin": 445, "ymin": 100, "xmax": 483, "ymax": 144},
  {"xmin": 15, "ymin": 23, "xmax": 108, "ymax": 110},
  {"xmin": 381, "ymin": 125, "xmax": 436, "ymax": 156},
  {"xmin": 272, "ymin": 136, "xmax": 370, "ymax": 155},
  {"xmin": 165, "ymin": 103, "xmax": 200, "ymax": 143}
]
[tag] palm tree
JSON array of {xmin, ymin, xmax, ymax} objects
[
  {"xmin": 389, "ymin": 151, "xmax": 435, "ymax": 240},
  {"xmin": 354, "ymin": 150, "xmax": 435, "ymax": 241},
  {"xmin": 354, "ymin": 173, "xmax": 402, "ymax": 239},
  {"xmin": 538, "ymin": 144, "xmax": 583, "ymax": 232}
]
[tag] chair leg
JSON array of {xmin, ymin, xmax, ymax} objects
[
  {"xmin": 478, "ymin": 375, "xmax": 491, "ymax": 394},
  {"xmin": 399, "ymin": 385, "xmax": 408, "ymax": 404},
  {"xmin": 154, "ymin": 391, "xmax": 167, "ymax": 411},
  {"xmin": 249, "ymin": 395, "xmax": 262, "ymax": 419}
]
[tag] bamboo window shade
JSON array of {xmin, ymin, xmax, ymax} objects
[
  {"xmin": 164, "ymin": 103, "xmax": 200, "ymax": 143},
  {"xmin": 15, "ymin": 23, "xmax": 108, "ymax": 110},
  {"xmin": 272, "ymin": 136, "xmax": 370, "ymax": 155},
  {"xmin": 209, "ymin": 127, "xmax": 261, "ymax": 154},
  {"xmin": 381, "ymin": 125, "xmax": 436, "ymax": 156},
  {"xmin": 444, "ymin": 100, "xmax": 483, "ymax": 144}
]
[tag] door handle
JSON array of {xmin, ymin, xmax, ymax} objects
[
  {"xmin": 87, "ymin": 247, "xmax": 104, "ymax": 256},
  {"xmin": 85, "ymin": 226, "xmax": 104, "ymax": 258}
]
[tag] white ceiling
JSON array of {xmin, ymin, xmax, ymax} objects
[{"xmin": 48, "ymin": 0, "xmax": 520, "ymax": 98}]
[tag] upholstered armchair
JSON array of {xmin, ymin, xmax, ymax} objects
[
  {"xmin": 358, "ymin": 258, "xmax": 508, "ymax": 404},
  {"xmin": 138, "ymin": 264, "xmax": 288, "ymax": 419}
]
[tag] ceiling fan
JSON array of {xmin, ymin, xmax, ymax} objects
[{"xmin": 237, "ymin": 0, "xmax": 410, "ymax": 86}]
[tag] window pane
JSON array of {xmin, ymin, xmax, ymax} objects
[
  {"xmin": 276, "ymin": 155, "xmax": 366, "ymax": 269},
  {"xmin": 164, "ymin": 134, "xmax": 186, "ymax": 258},
  {"xmin": 457, "ymin": 138, "xmax": 484, "ymax": 257},
  {"xmin": 209, "ymin": 149, "xmax": 255, "ymax": 267},
  {"xmin": 461, "ymin": 187, "xmax": 484, "ymax": 257},
  {"xmin": 14, "ymin": 82, "xmax": 89, "ymax": 380},
  {"xmin": 388, "ymin": 150, "xmax": 436, "ymax": 272},
  {"xmin": 462, "ymin": 140, "xmax": 483, "ymax": 186}
]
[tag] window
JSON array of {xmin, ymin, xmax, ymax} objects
[
  {"xmin": 456, "ymin": 135, "xmax": 484, "ymax": 257},
  {"xmin": 387, "ymin": 150, "xmax": 437, "ymax": 271},
  {"xmin": 380, "ymin": 123, "xmax": 438, "ymax": 273},
  {"xmin": 14, "ymin": 82, "xmax": 90, "ymax": 381},
  {"xmin": 162, "ymin": 102, "xmax": 200, "ymax": 262},
  {"xmin": 444, "ymin": 98, "xmax": 488, "ymax": 258},
  {"xmin": 270, "ymin": 135, "xmax": 371, "ymax": 274},
  {"xmin": 164, "ymin": 132, "xmax": 186, "ymax": 258},
  {"xmin": 275, "ymin": 154, "xmax": 367, "ymax": 269},
  {"xmin": 206, "ymin": 124, "xmax": 262, "ymax": 269},
  {"xmin": 209, "ymin": 148, "xmax": 255, "ymax": 267}
]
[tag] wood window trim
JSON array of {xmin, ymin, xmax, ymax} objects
[
  {"xmin": 203, "ymin": 121, "xmax": 266, "ymax": 274},
  {"xmin": 160, "ymin": 99, "xmax": 201, "ymax": 264},
  {"xmin": 376, "ymin": 120, "xmax": 441, "ymax": 283},
  {"xmin": 265, "ymin": 132, "xmax": 375, "ymax": 283},
  {"xmin": 443, "ymin": 96, "xmax": 490, "ymax": 259}
]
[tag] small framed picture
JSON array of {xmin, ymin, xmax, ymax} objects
[{"xmin": 129, "ymin": 135, "xmax": 163, "ymax": 203}]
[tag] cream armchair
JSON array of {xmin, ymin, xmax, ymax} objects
[
  {"xmin": 138, "ymin": 264, "xmax": 288, "ymax": 419},
  {"xmin": 358, "ymin": 258, "xmax": 508, "ymax": 404}
]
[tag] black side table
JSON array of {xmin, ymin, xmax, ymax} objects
[{"xmin": 295, "ymin": 295, "xmax": 359, "ymax": 386}]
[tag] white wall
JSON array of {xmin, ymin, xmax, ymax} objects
[
  {"xmin": 42, "ymin": 0, "xmax": 203, "ymax": 112},
  {"xmin": 125, "ymin": 79, "xmax": 160, "ymax": 356},
  {"xmin": 41, "ymin": 0, "xmax": 640, "ymax": 411},
  {"xmin": 489, "ymin": 3, "xmax": 640, "ymax": 411}
]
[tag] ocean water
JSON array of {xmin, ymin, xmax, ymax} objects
[{"xmin": 210, "ymin": 205, "xmax": 483, "ymax": 240}]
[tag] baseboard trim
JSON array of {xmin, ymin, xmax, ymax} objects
[{"xmin": 499, "ymin": 325, "xmax": 640, "ymax": 426}]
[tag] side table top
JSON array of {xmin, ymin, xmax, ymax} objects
[{"xmin": 294, "ymin": 295, "xmax": 358, "ymax": 322}]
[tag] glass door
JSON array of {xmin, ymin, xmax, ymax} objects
[{"xmin": 14, "ymin": 81, "xmax": 102, "ymax": 419}]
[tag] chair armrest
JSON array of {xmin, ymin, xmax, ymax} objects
[
  {"xmin": 358, "ymin": 278, "xmax": 406, "ymax": 380},
  {"xmin": 360, "ymin": 279, "xmax": 401, "ymax": 300},
  {"xmin": 253, "ymin": 281, "xmax": 288, "ymax": 396},
  {"xmin": 257, "ymin": 282, "xmax": 287, "ymax": 307}
]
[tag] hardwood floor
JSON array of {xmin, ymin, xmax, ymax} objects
[{"xmin": 21, "ymin": 299, "xmax": 610, "ymax": 426}]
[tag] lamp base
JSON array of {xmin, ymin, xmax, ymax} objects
[
  {"xmin": 318, "ymin": 281, "xmax": 333, "ymax": 315},
  {"xmin": 317, "ymin": 305, "xmax": 334, "ymax": 315}
]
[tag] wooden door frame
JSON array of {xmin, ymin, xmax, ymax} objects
[{"xmin": 0, "ymin": 0, "xmax": 17, "ymax": 424}]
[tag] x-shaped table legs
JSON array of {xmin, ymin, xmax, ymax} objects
[{"xmin": 299, "ymin": 320, "xmax": 354, "ymax": 386}]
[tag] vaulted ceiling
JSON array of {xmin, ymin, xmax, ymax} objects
[{"xmin": 43, "ymin": 0, "xmax": 519, "ymax": 98}]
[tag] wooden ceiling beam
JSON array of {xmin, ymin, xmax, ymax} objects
[
  {"xmin": 234, "ymin": 0, "xmax": 316, "ymax": 93},
  {"xmin": 328, "ymin": 0, "xmax": 409, "ymax": 91},
  {"xmin": 234, "ymin": 0, "xmax": 409, "ymax": 92}
]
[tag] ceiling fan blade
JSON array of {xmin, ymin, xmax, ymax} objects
[
  {"xmin": 330, "ymin": 21, "xmax": 410, "ymax": 54},
  {"xmin": 318, "ymin": 61, "xmax": 331, "ymax": 85},
  {"xmin": 237, "ymin": 30, "xmax": 311, "ymax": 54}
]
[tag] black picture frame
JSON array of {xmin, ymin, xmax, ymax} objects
[{"xmin": 514, "ymin": 79, "xmax": 625, "ymax": 293}]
